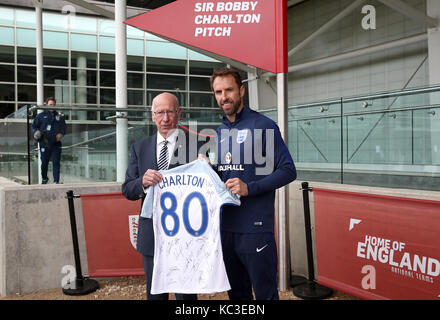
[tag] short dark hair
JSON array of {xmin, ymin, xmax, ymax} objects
[
  {"xmin": 45, "ymin": 97, "xmax": 56, "ymax": 104},
  {"xmin": 210, "ymin": 67, "xmax": 243, "ymax": 90}
]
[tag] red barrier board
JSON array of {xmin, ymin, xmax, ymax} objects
[
  {"xmin": 81, "ymin": 193, "xmax": 144, "ymax": 277},
  {"xmin": 313, "ymin": 188, "xmax": 440, "ymax": 300}
]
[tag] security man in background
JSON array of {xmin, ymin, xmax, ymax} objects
[{"xmin": 32, "ymin": 97, "xmax": 66, "ymax": 184}]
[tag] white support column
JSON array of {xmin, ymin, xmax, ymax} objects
[
  {"xmin": 247, "ymin": 69, "xmax": 278, "ymax": 111},
  {"xmin": 427, "ymin": 0, "xmax": 440, "ymax": 165},
  {"xmin": 115, "ymin": 0, "xmax": 128, "ymax": 182},
  {"xmin": 77, "ymin": 55, "xmax": 89, "ymax": 178},
  {"xmin": 35, "ymin": 1, "xmax": 43, "ymax": 106},
  {"xmin": 35, "ymin": 0, "xmax": 43, "ymax": 184},
  {"xmin": 247, "ymin": 68, "xmax": 260, "ymax": 109},
  {"xmin": 428, "ymin": 0, "xmax": 440, "ymax": 85},
  {"xmin": 277, "ymin": 72, "xmax": 289, "ymax": 291}
]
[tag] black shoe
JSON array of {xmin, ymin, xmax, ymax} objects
[{"xmin": 42, "ymin": 179, "xmax": 49, "ymax": 184}]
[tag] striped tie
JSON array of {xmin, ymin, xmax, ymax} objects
[{"xmin": 157, "ymin": 140, "xmax": 169, "ymax": 170}]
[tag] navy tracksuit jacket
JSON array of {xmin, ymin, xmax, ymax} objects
[{"xmin": 216, "ymin": 105, "xmax": 297, "ymax": 234}]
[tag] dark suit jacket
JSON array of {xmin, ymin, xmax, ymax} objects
[{"xmin": 122, "ymin": 131, "xmax": 204, "ymax": 257}]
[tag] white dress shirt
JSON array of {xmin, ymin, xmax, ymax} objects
[
  {"xmin": 143, "ymin": 129, "xmax": 179, "ymax": 194},
  {"xmin": 156, "ymin": 129, "xmax": 178, "ymax": 168}
]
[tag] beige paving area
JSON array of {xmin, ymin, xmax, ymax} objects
[{"xmin": 0, "ymin": 276, "xmax": 358, "ymax": 300}]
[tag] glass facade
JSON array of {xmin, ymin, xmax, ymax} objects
[
  {"xmin": 1, "ymin": 4, "xmax": 438, "ymax": 192},
  {"xmin": 0, "ymin": 5, "xmax": 226, "ymax": 185},
  {"xmin": 0, "ymin": 6, "xmax": 226, "ymax": 119},
  {"xmin": 260, "ymin": 85, "xmax": 440, "ymax": 191}
]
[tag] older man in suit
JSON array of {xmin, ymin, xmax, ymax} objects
[{"xmin": 122, "ymin": 92, "xmax": 198, "ymax": 300}]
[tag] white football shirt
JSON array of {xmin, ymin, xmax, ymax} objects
[{"xmin": 143, "ymin": 159, "xmax": 240, "ymax": 294}]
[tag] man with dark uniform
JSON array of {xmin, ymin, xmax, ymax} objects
[{"xmin": 32, "ymin": 97, "xmax": 66, "ymax": 184}]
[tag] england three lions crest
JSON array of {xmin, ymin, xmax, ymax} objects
[
  {"xmin": 237, "ymin": 129, "xmax": 248, "ymax": 144},
  {"xmin": 128, "ymin": 215, "xmax": 139, "ymax": 250}
]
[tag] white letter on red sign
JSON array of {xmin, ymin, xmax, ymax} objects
[
  {"xmin": 428, "ymin": 258, "xmax": 440, "ymax": 277},
  {"xmin": 195, "ymin": 28, "xmax": 203, "ymax": 37},
  {"xmin": 217, "ymin": 2, "xmax": 225, "ymax": 11}
]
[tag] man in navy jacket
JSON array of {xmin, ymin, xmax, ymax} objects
[
  {"xmin": 211, "ymin": 68, "xmax": 297, "ymax": 300},
  {"xmin": 31, "ymin": 97, "xmax": 66, "ymax": 184},
  {"xmin": 122, "ymin": 92, "xmax": 199, "ymax": 300}
]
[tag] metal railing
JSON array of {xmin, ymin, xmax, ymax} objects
[
  {"xmin": 1, "ymin": 84, "xmax": 440, "ymax": 190},
  {"xmin": 0, "ymin": 105, "xmax": 222, "ymax": 185},
  {"xmin": 260, "ymin": 84, "xmax": 440, "ymax": 190}
]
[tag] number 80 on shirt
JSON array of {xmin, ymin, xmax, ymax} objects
[{"xmin": 160, "ymin": 191, "xmax": 208, "ymax": 237}]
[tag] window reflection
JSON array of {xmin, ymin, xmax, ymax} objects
[
  {"xmin": 1, "ymin": 7, "xmax": 224, "ymax": 118},
  {"xmin": 147, "ymin": 74, "xmax": 186, "ymax": 90},
  {"xmin": 147, "ymin": 57, "xmax": 186, "ymax": 74}
]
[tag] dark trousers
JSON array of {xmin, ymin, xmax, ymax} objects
[
  {"xmin": 40, "ymin": 144, "xmax": 61, "ymax": 183},
  {"xmin": 142, "ymin": 254, "xmax": 198, "ymax": 301},
  {"xmin": 221, "ymin": 231, "xmax": 279, "ymax": 300}
]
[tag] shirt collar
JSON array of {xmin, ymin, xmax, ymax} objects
[{"xmin": 157, "ymin": 128, "xmax": 178, "ymax": 145}]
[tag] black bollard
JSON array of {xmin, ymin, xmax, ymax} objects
[
  {"xmin": 62, "ymin": 190, "xmax": 99, "ymax": 295},
  {"xmin": 293, "ymin": 182, "xmax": 333, "ymax": 300},
  {"xmin": 290, "ymin": 274, "xmax": 307, "ymax": 288}
]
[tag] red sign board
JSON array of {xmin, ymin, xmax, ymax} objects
[
  {"xmin": 314, "ymin": 188, "xmax": 440, "ymax": 300},
  {"xmin": 81, "ymin": 193, "xmax": 144, "ymax": 277},
  {"xmin": 124, "ymin": 0, "xmax": 287, "ymax": 73}
]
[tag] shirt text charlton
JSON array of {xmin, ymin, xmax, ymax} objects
[{"xmin": 158, "ymin": 174, "xmax": 205, "ymax": 190}]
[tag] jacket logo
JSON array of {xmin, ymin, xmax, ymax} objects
[
  {"xmin": 128, "ymin": 215, "xmax": 139, "ymax": 250},
  {"xmin": 225, "ymin": 152, "xmax": 232, "ymax": 164},
  {"xmin": 237, "ymin": 129, "xmax": 248, "ymax": 144}
]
